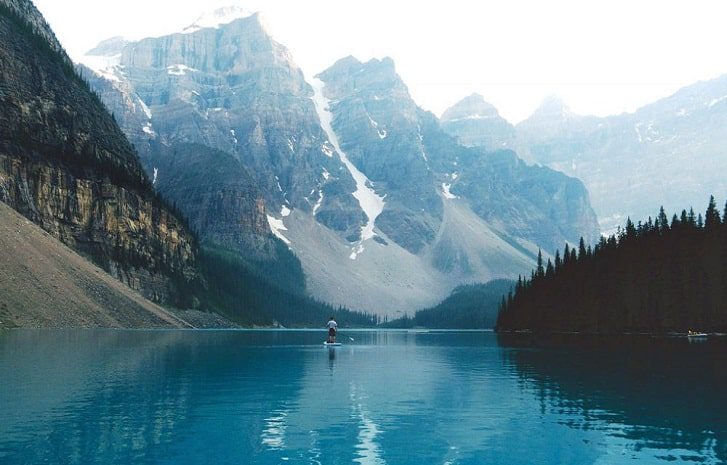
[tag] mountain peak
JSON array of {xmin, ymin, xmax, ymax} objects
[
  {"xmin": 441, "ymin": 93, "xmax": 501, "ymax": 122},
  {"xmin": 182, "ymin": 6, "xmax": 257, "ymax": 34},
  {"xmin": 531, "ymin": 95, "xmax": 573, "ymax": 119},
  {"xmin": 85, "ymin": 36, "xmax": 129, "ymax": 57},
  {"xmin": 317, "ymin": 56, "xmax": 403, "ymax": 94}
]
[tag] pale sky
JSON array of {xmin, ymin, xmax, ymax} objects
[{"xmin": 34, "ymin": 0, "xmax": 727, "ymax": 123}]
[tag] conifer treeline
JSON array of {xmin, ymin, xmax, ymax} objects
[
  {"xmin": 385, "ymin": 280, "xmax": 514, "ymax": 329},
  {"xmin": 496, "ymin": 197, "xmax": 727, "ymax": 334},
  {"xmin": 193, "ymin": 245, "xmax": 379, "ymax": 328}
]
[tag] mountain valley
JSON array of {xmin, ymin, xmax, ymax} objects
[{"xmin": 78, "ymin": 9, "xmax": 599, "ymax": 315}]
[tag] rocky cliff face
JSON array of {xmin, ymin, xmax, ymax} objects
[
  {"xmin": 81, "ymin": 10, "xmax": 362, "ymax": 253},
  {"xmin": 444, "ymin": 80, "xmax": 727, "ymax": 234},
  {"xmin": 0, "ymin": 0, "xmax": 199, "ymax": 304},
  {"xmin": 81, "ymin": 12, "xmax": 600, "ymax": 314},
  {"xmin": 317, "ymin": 57, "xmax": 600, "ymax": 255},
  {"xmin": 317, "ymin": 56, "xmax": 442, "ymax": 253},
  {"xmin": 515, "ymin": 82, "xmax": 727, "ymax": 233},
  {"xmin": 440, "ymin": 93, "xmax": 517, "ymax": 151}
]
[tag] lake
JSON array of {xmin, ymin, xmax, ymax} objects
[{"xmin": 0, "ymin": 330, "xmax": 724, "ymax": 464}]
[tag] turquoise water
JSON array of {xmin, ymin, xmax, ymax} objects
[{"xmin": 0, "ymin": 330, "xmax": 724, "ymax": 464}]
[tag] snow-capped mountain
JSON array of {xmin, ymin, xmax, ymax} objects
[
  {"xmin": 442, "ymin": 78, "xmax": 727, "ymax": 234},
  {"xmin": 80, "ymin": 9, "xmax": 599, "ymax": 315},
  {"xmin": 182, "ymin": 6, "xmax": 255, "ymax": 33},
  {"xmin": 315, "ymin": 57, "xmax": 598, "ymax": 255}
]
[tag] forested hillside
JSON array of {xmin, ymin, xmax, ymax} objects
[
  {"xmin": 387, "ymin": 280, "xmax": 513, "ymax": 329},
  {"xmin": 497, "ymin": 197, "xmax": 727, "ymax": 334},
  {"xmin": 195, "ymin": 245, "xmax": 378, "ymax": 327}
]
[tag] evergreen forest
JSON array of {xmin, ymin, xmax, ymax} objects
[{"xmin": 497, "ymin": 197, "xmax": 727, "ymax": 334}]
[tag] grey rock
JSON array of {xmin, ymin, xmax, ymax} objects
[
  {"xmin": 515, "ymin": 78, "xmax": 727, "ymax": 233},
  {"xmin": 82, "ymin": 17, "xmax": 601, "ymax": 314},
  {"xmin": 0, "ymin": 0, "xmax": 199, "ymax": 304},
  {"xmin": 319, "ymin": 57, "xmax": 600, "ymax": 254},
  {"xmin": 441, "ymin": 93, "xmax": 516, "ymax": 151}
]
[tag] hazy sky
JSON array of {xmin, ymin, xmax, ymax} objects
[{"xmin": 34, "ymin": 0, "xmax": 727, "ymax": 123}]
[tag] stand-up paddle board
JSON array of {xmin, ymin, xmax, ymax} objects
[{"xmin": 324, "ymin": 342, "xmax": 342, "ymax": 346}]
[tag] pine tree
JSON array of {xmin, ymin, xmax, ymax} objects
[
  {"xmin": 705, "ymin": 195, "xmax": 721, "ymax": 230},
  {"xmin": 625, "ymin": 218, "xmax": 636, "ymax": 238},
  {"xmin": 496, "ymin": 198, "xmax": 727, "ymax": 335},
  {"xmin": 578, "ymin": 237, "xmax": 587, "ymax": 259},
  {"xmin": 554, "ymin": 250, "xmax": 562, "ymax": 271},
  {"xmin": 658, "ymin": 206, "xmax": 669, "ymax": 232},
  {"xmin": 536, "ymin": 249, "xmax": 545, "ymax": 278},
  {"xmin": 688, "ymin": 208, "xmax": 696, "ymax": 226}
]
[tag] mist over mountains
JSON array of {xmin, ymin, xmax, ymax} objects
[
  {"xmin": 443, "ymin": 82, "xmax": 727, "ymax": 234},
  {"xmin": 78, "ymin": 7, "xmax": 598, "ymax": 315},
  {"xmin": 2, "ymin": 0, "xmax": 726, "ymax": 326}
]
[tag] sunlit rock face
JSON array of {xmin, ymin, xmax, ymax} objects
[
  {"xmin": 318, "ymin": 56, "xmax": 599, "ymax": 255},
  {"xmin": 81, "ymin": 11, "xmax": 362, "ymax": 257},
  {"xmin": 0, "ymin": 0, "xmax": 199, "ymax": 304},
  {"xmin": 82, "ymin": 12, "xmax": 599, "ymax": 314}
]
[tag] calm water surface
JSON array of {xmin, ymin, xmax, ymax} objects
[{"xmin": 0, "ymin": 330, "xmax": 724, "ymax": 464}]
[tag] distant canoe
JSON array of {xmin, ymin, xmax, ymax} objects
[{"xmin": 687, "ymin": 332, "xmax": 708, "ymax": 338}]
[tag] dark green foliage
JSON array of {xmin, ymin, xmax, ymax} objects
[
  {"xmin": 705, "ymin": 195, "xmax": 721, "ymax": 230},
  {"xmin": 385, "ymin": 280, "xmax": 514, "ymax": 329},
  {"xmin": 0, "ymin": 4, "xmax": 152, "ymax": 193},
  {"xmin": 195, "ymin": 245, "xmax": 377, "ymax": 328},
  {"xmin": 497, "ymin": 197, "xmax": 727, "ymax": 334}
]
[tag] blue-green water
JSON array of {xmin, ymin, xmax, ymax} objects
[{"xmin": 0, "ymin": 330, "xmax": 724, "ymax": 464}]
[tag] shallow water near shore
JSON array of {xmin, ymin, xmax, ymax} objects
[{"xmin": 0, "ymin": 329, "xmax": 724, "ymax": 464}]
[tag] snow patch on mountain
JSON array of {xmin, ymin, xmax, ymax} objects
[
  {"xmin": 142, "ymin": 123, "xmax": 156, "ymax": 136},
  {"xmin": 321, "ymin": 143, "xmax": 334, "ymax": 157},
  {"xmin": 445, "ymin": 114, "xmax": 497, "ymax": 122},
  {"xmin": 708, "ymin": 95, "xmax": 727, "ymax": 107},
  {"xmin": 267, "ymin": 215, "xmax": 291, "ymax": 245},
  {"xmin": 138, "ymin": 99, "xmax": 152, "ymax": 119},
  {"xmin": 313, "ymin": 191, "xmax": 324, "ymax": 215},
  {"xmin": 349, "ymin": 244, "xmax": 364, "ymax": 260},
  {"xmin": 367, "ymin": 113, "xmax": 379, "ymax": 128},
  {"xmin": 183, "ymin": 6, "xmax": 255, "ymax": 34},
  {"xmin": 167, "ymin": 64, "xmax": 197, "ymax": 76},
  {"xmin": 311, "ymin": 77, "xmax": 386, "ymax": 247},
  {"xmin": 79, "ymin": 54, "xmax": 124, "ymax": 82},
  {"xmin": 441, "ymin": 183, "xmax": 458, "ymax": 200}
]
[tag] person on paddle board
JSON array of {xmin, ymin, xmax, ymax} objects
[{"xmin": 326, "ymin": 316, "xmax": 338, "ymax": 343}]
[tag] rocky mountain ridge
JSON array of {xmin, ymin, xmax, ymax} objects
[
  {"xmin": 0, "ymin": 0, "xmax": 199, "ymax": 305},
  {"xmin": 443, "ymin": 78, "xmax": 727, "ymax": 234},
  {"xmin": 81, "ymin": 10, "xmax": 600, "ymax": 314},
  {"xmin": 317, "ymin": 57, "xmax": 599, "ymax": 255},
  {"xmin": 440, "ymin": 93, "xmax": 516, "ymax": 151}
]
